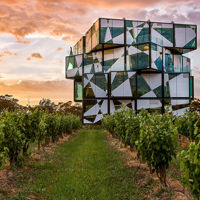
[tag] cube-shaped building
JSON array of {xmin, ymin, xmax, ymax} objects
[{"xmin": 65, "ymin": 18, "xmax": 196, "ymax": 124}]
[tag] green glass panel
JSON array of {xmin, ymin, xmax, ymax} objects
[
  {"xmin": 164, "ymin": 82, "xmax": 170, "ymax": 98},
  {"xmin": 130, "ymin": 75, "xmax": 137, "ymax": 97},
  {"xmin": 161, "ymin": 28, "xmax": 173, "ymax": 43},
  {"xmin": 84, "ymin": 100, "xmax": 96, "ymax": 113},
  {"xmin": 84, "ymin": 53, "xmax": 93, "ymax": 65},
  {"xmin": 184, "ymin": 38, "xmax": 196, "ymax": 48},
  {"xmin": 95, "ymin": 74, "xmax": 107, "ymax": 91},
  {"xmin": 100, "ymin": 27, "xmax": 107, "ymax": 43},
  {"xmin": 110, "ymin": 27, "xmax": 124, "ymax": 38},
  {"xmin": 190, "ymin": 76, "xmax": 194, "ymax": 99},
  {"xmin": 137, "ymin": 43, "xmax": 149, "ymax": 51},
  {"xmin": 85, "ymin": 82, "xmax": 95, "ymax": 98},
  {"xmin": 153, "ymin": 85, "xmax": 162, "ymax": 98},
  {"xmin": 126, "ymin": 20, "xmax": 133, "ymax": 27},
  {"xmin": 137, "ymin": 75, "xmax": 151, "ymax": 97},
  {"xmin": 68, "ymin": 56, "xmax": 75, "ymax": 70},
  {"xmin": 112, "ymin": 72, "xmax": 124, "ymax": 91},
  {"xmin": 136, "ymin": 27, "xmax": 149, "ymax": 43},
  {"xmin": 137, "ymin": 53, "xmax": 149, "ymax": 69},
  {"xmin": 74, "ymin": 81, "xmax": 82, "ymax": 101},
  {"xmin": 164, "ymin": 54, "xmax": 174, "ymax": 72},
  {"xmin": 129, "ymin": 54, "xmax": 137, "ymax": 70}
]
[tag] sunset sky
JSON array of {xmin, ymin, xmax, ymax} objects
[{"xmin": 0, "ymin": 0, "xmax": 199, "ymax": 105}]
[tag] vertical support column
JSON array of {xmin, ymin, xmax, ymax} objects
[
  {"xmin": 82, "ymin": 53, "xmax": 85, "ymax": 124},
  {"xmin": 108, "ymin": 72, "xmax": 111, "ymax": 114},
  {"xmin": 148, "ymin": 20, "xmax": 152, "ymax": 68},
  {"xmin": 135, "ymin": 71, "xmax": 138, "ymax": 114},
  {"xmin": 124, "ymin": 18, "xmax": 127, "ymax": 71},
  {"xmin": 161, "ymin": 47, "xmax": 165, "ymax": 114}
]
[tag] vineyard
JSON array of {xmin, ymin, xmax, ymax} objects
[
  {"xmin": 0, "ymin": 96, "xmax": 200, "ymax": 199},
  {"xmin": 103, "ymin": 107, "xmax": 200, "ymax": 199}
]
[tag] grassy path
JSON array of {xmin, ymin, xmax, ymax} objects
[{"xmin": 7, "ymin": 130, "xmax": 144, "ymax": 200}]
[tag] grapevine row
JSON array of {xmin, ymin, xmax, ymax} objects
[
  {"xmin": 102, "ymin": 106, "xmax": 200, "ymax": 199},
  {"xmin": 0, "ymin": 109, "xmax": 81, "ymax": 167}
]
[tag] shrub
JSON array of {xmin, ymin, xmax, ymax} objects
[{"xmin": 135, "ymin": 110, "xmax": 178, "ymax": 186}]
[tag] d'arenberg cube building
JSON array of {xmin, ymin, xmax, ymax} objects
[{"xmin": 65, "ymin": 18, "xmax": 197, "ymax": 124}]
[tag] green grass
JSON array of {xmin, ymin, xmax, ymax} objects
[{"xmin": 6, "ymin": 130, "xmax": 144, "ymax": 200}]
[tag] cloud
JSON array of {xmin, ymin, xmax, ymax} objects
[
  {"xmin": 26, "ymin": 53, "xmax": 43, "ymax": 61},
  {"xmin": 0, "ymin": 51, "xmax": 18, "ymax": 58},
  {"xmin": 0, "ymin": 79, "xmax": 73, "ymax": 105},
  {"xmin": 0, "ymin": 0, "xmax": 198, "ymax": 44},
  {"xmin": 57, "ymin": 48, "xmax": 63, "ymax": 51},
  {"xmin": 16, "ymin": 39, "xmax": 30, "ymax": 44},
  {"xmin": 31, "ymin": 53, "xmax": 43, "ymax": 59}
]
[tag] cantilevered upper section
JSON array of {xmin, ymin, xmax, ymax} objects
[{"xmin": 66, "ymin": 18, "xmax": 197, "ymax": 79}]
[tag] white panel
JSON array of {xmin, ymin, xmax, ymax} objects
[
  {"xmin": 174, "ymin": 55, "xmax": 182, "ymax": 72},
  {"xmin": 176, "ymin": 74, "xmax": 189, "ymax": 97},
  {"xmin": 84, "ymin": 77, "xmax": 89, "ymax": 87},
  {"xmin": 110, "ymin": 57, "xmax": 124, "ymax": 71},
  {"xmin": 173, "ymin": 107, "xmax": 188, "ymax": 116},
  {"xmin": 101, "ymin": 19, "xmax": 112, "ymax": 27},
  {"xmin": 105, "ymin": 27, "xmax": 112, "ymax": 42},
  {"xmin": 126, "ymin": 31, "xmax": 134, "ymax": 45},
  {"xmin": 171, "ymin": 99, "xmax": 189, "ymax": 105},
  {"xmin": 112, "ymin": 19, "xmax": 124, "ymax": 27},
  {"xmin": 87, "ymin": 74, "xmax": 94, "ymax": 81},
  {"xmin": 84, "ymin": 119, "xmax": 93, "ymax": 124},
  {"xmin": 67, "ymin": 68, "xmax": 77, "ymax": 77},
  {"xmin": 141, "ymin": 91, "xmax": 157, "ymax": 98},
  {"xmin": 94, "ymin": 114, "xmax": 104, "ymax": 123},
  {"xmin": 101, "ymin": 100, "xmax": 108, "ymax": 114},
  {"xmin": 113, "ymin": 47, "xmax": 124, "ymax": 58},
  {"xmin": 169, "ymin": 74, "xmax": 189, "ymax": 97},
  {"xmin": 164, "ymin": 74, "xmax": 169, "ymax": 83},
  {"xmin": 142, "ymin": 74, "xmax": 161, "ymax": 90},
  {"xmin": 149, "ymin": 100, "xmax": 162, "ymax": 108},
  {"xmin": 123, "ymin": 79, "xmax": 132, "ymax": 96},
  {"xmin": 78, "ymin": 67, "xmax": 82, "ymax": 76},
  {"xmin": 113, "ymin": 34, "xmax": 124, "ymax": 44},
  {"xmin": 128, "ymin": 72, "xmax": 136, "ymax": 78},
  {"xmin": 151, "ymin": 23, "xmax": 163, "ymax": 46},
  {"xmin": 137, "ymin": 100, "xmax": 150, "ymax": 110},
  {"xmin": 84, "ymin": 65, "xmax": 92, "ymax": 73},
  {"xmin": 169, "ymin": 76, "xmax": 177, "ymax": 97},
  {"xmin": 137, "ymin": 100, "xmax": 161, "ymax": 110},
  {"xmin": 185, "ymin": 27, "xmax": 196, "ymax": 44},
  {"xmin": 112, "ymin": 82, "xmax": 124, "ymax": 96},
  {"xmin": 111, "ymin": 72, "xmax": 117, "ymax": 83},
  {"xmin": 175, "ymin": 28, "xmax": 186, "ymax": 47},
  {"xmin": 110, "ymin": 100, "xmax": 115, "ymax": 114},
  {"xmin": 84, "ymin": 103, "xmax": 99, "ymax": 116},
  {"xmin": 90, "ymin": 82, "xmax": 107, "ymax": 98},
  {"xmin": 75, "ymin": 55, "xmax": 82, "ymax": 68}
]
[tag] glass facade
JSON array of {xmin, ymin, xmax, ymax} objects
[
  {"xmin": 74, "ymin": 80, "xmax": 82, "ymax": 101},
  {"xmin": 65, "ymin": 18, "xmax": 196, "ymax": 124}
]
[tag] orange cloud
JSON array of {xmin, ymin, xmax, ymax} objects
[
  {"xmin": 0, "ymin": 51, "xmax": 18, "ymax": 58},
  {"xmin": 16, "ymin": 39, "xmax": 30, "ymax": 44},
  {"xmin": 0, "ymin": 0, "xmax": 198, "ymax": 46},
  {"xmin": 0, "ymin": 79, "xmax": 73, "ymax": 105},
  {"xmin": 57, "ymin": 48, "xmax": 63, "ymax": 51},
  {"xmin": 31, "ymin": 53, "xmax": 43, "ymax": 59}
]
